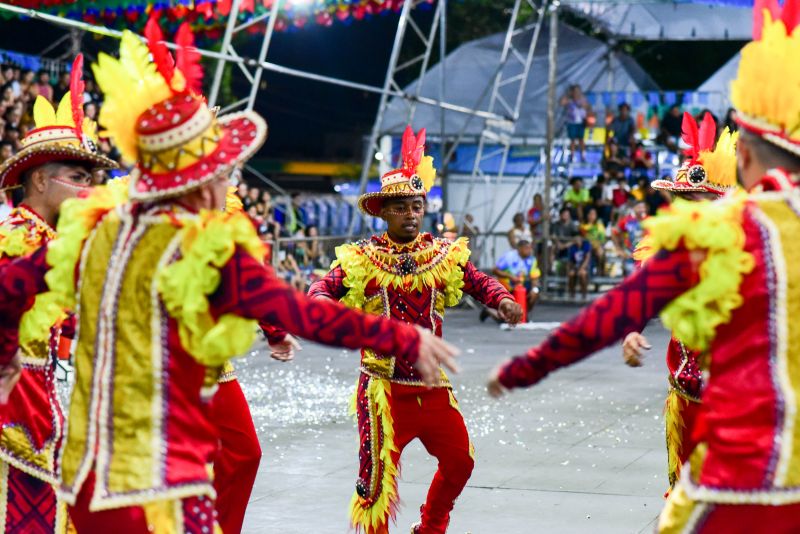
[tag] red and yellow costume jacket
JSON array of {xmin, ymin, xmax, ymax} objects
[
  {"xmin": 0, "ymin": 186, "xmax": 424, "ymax": 511},
  {"xmin": 0, "ymin": 204, "xmax": 65, "ymax": 485},
  {"xmin": 309, "ymin": 232, "xmax": 511, "ymax": 530},
  {"xmin": 499, "ymin": 172, "xmax": 800, "ymax": 504}
]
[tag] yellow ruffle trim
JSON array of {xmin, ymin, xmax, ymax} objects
[
  {"xmin": 349, "ymin": 378, "xmax": 400, "ymax": 532},
  {"xmin": 642, "ymin": 193, "xmax": 755, "ymax": 351},
  {"xmin": 333, "ymin": 237, "xmax": 471, "ymax": 310},
  {"xmin": 0, "ymin": 225, "xmax": 39, "ymax": 259},
  {"xmin": 156, "ymin": 210, "xmax": 266, "ymax": 367},
  {"xmin": 19, "ymin": 181, "xmax": 129, "ymax": 347}
]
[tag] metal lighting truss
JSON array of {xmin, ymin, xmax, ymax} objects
[{"xmin": 460, "ymin": 0, "xmax": 548, "ymax": 235}]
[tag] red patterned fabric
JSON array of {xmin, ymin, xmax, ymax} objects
[
  {"xmin": 210, "ymin": 380, "xmax": 261, "ymax": 534},
  {"xmin": 666, "ymin": 337, "xmax": 703, "ymax": 402},
  {"xmin": 68, "ymin": 471, "xmax": 216, "ymax": 534},
  {"xmin": 689, "ymin": 501, "xmax": 800, "ymax": 533},
  {"xmin": 4, "ymin": 464, "xmax": 56, "ymax": 534},
  {"xmin": 498, "ymin": 249, "xmax": 699, "ymax": 389}
]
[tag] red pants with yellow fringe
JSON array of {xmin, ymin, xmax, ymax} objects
[
  {"xmin": 68, "ymin": 471, "xmax": 218, "ymax": 534},
  {"xmin": 351, "ymin": 374, "xmax": 474, "ymax": 534},
  {"xmin": 0, "ymin": 461, "xmax": 57, "ymax": 534},
  {"xmin": 657, "ymin": 483, "xmax": 800, "ymax": 533},
  {"xmin": 664, "ymin": 388, "xmax": 702, "ymax": 488},
  {"xmin": 210, "ymin": 379, "xmax": 262, "ymax": 534}
]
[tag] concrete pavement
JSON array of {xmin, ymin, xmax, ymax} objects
[{"xmin": 237, "ymin": 303, "xmax": 672, "ymax": 533}]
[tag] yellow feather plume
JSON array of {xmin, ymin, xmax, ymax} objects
[
  {"xmin": 697, "ymin": 128, "xmax": 738, "ymax": 190},
  {"xmin": 731, "ymin": 13, "xmax": 800, "ymax": 144},
  {"xmin": 54, "ymin": 92, "xmax": 74, "ymax": 127},
  {"xmin": 225, "ymin": 186, "xmax": 243, "ymax": 214},
  {"xmin": 416, "ymin": 155, "xmax": 436, "ymax": 193},
  {"xmin": 32, "ymin": 96, "xmax": 57, "ymax": 128},
  {"xmin": 92, "ymin": 30, "xmax": 172, "ymax": 165}
]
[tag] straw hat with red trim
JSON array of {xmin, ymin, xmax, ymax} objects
[
  {"xmin": 92, "ymin": 18, "xmax": 266, "ymax": 201},
  {"xmin": 652, "ymin": 112, "xmax": 738, "ymax": 197},
  {"xmin": 0, "ymin": 54, "xmax": 117, "ymax": 190},
  {"xmin": 732, "ymin": 0, "xmax": 800, "ymax": 157},
  {"xmin": 358, "ymin": 125, "xmax": 436, "ymax": 217}
]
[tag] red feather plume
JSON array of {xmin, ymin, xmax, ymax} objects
[
  {"xmin": 781, "ymin": 0, "xmax": 800, "ymax": 33},
  {"xmin": 70, "ymin": 54, "xmax": 85, "ymax": 137},
  {"xmin": 400, "ymin": 125, "xmax": 426, "ymax": 174},
  {"xmin": 697, "ymin": 112, "xmax": 717, "ymax": 153},
  {"xmin": 175, "ymin": 23, "xmax": 203, "ymax": 95},
  {"xmin": 145, "ymin": 15, "xmax": 175, "ymax": 87},
  {"xmin": 680, "ymin": 112, "xmax": 699, "ymax": 160}
]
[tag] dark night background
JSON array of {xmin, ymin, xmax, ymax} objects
[{"xmin": 0, "ymin": 6, "xmax": 744, "ymax": 162}]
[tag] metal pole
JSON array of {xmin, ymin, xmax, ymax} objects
[
  {"xmin": 541, "ymin": 1, "xmax": 558, "ymax": 296},
  {"xmin": 439, "ymin": 0, "xmax": 448, "ymax": 213},
  {"xmin": 209, "ymin": 0, "xmax": 243, "ymax": 107},
  {"xmin": 347, "ymin": 0, "xmax": 417, "ymax": 236},
  {"xmin": 246, "ymin": 0, "xmax": 282, "ymax": 111}
]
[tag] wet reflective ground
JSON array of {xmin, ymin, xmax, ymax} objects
[{"xmin": 239, "ymin": 304, "xmax": 671, "ymax": 533}]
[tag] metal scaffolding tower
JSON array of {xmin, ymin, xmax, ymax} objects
[{"xmin": 460, "ymin": 0, "xmax": 548, "ymax": 235}]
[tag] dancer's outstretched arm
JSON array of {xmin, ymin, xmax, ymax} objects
[
  {"xmin": 489, "ymin": 249, "xmax": 699, "ymax": 395},
  {"xmin": 461, "ymin": 261, "xmax": 522, "ymax": 323},
  {"xmin": 215, "ymin": 249, "xmax": 459, "ymax": 384}
]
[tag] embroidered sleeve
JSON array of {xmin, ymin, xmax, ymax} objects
[
  {"xmin": 498, "ymin": 250, "xmax": 699, "ymax": 390},
  {"xmin": 215, "ymin": 249, "xmax": 422, "ymax": 363},
  {"xmin": 462, "ymin": 261, "xmax": 512, "ymax": 309},
  {"xmin": 0, "ymin": 247, "xmax": 49, "ymax": 365},
  {"xmin": 259, "ymin": 322, "xmax": 287, "ymax": 345},
  {"xmin": 307, "ymin": 265, "xmax": 348, "ymax": 300}
]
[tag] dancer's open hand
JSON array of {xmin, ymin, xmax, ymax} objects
[
  {"xmin": 622, "ymin": 332, "xmax": 651, "ymax": 367},
  {"xmin": 498, "ymin": 298, "xmax": 523, "ymax": 325},
  {"xmin": 0, "ymin": 351, "xmax": 21, "ymax": 404},
  {"xmin": 414, "ymin": 327, "xmax": 460, "ymax": 387},
  {"xmin": 486, "ymin": 362, "xmax": 507, "ymax": 399},
  {"xmin": 269, "ymin": 334, "xmax": 302, "ymax": 362}
]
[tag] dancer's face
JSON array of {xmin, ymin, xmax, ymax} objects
[{"xmin": 381, "ymin": 196, "xmax": 424, "ymax": 243}]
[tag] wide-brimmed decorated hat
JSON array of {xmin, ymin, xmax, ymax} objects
[
  {"xmin": 731, "ymin": 0, "xmax": 800, "ymax": 156},
  {"xmin": 652, "ymin": 112, "xmax": 738, "ymax": 196},
  {"xmin": 92, "ymin": 18, "xmax": 266, "ymax": 201},
  {"xmin": 0, "ymin": 55, "xmax": 117, "ymax": 190},
  {"xmin": 358, "ymin": 125, "xmax": 435, "ymax": 217}
]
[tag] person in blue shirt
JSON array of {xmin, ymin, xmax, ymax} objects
[
  {"xmin": 567, "ymin": 234, "xmax": 592, "ymax": 300},
  {"xmin": 482, "ymin": 240, "xmax": 541, "ymax": 322}
]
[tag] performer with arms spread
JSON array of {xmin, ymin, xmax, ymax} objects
[
  {"xmin": 0, "ymin": 54, "xmax": 116, "ymax": 534},
  {"xmin": 489, "ymin": 2, "xmax": 800, "ymax": 530},
  {"xmin": 310, "ymin": 127, "xmax": 522, "ymax": 534},
  {"xmin": 624, "ymin": 112, "xmax": 738, "ymax": 489},
  {"xmin": 0, "ymin": 26, "xmax": 457, "ymax": 533}
]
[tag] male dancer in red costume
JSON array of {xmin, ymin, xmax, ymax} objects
[
  {"xmin": 0, "ymin": 27, "xmax": 457, "ymax": 532},
  {"xmin": 623, "ymin": 112, "xmax": 738, "ymax": 489},
  {"xmin": 310, "ymin": 126, "xmax": 522, "ymax": 534},
  {"xmin": 0, "ymin": 55, "xmax": 116, "ymax": 533},
  {"xmin": 488, "ymin": 2, "xmax": 800, "ymax": 530}
]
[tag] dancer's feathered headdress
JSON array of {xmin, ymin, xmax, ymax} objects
[
  {"xmin": 732, "ymin": 0, "xmax": 800, "ymax": 156},
  {"xmin": 358, "ymin": 125, "xmax": 436, "ymax": 216},
  {"xmin": 92, "ymin": 16, "xmax": 267, "ymax": 200},
  {"xmin": 0, "ymin": 54, "xmax": 116, "ymax": 189},
  {"xmin": 652, "ymin": 112, "xmax": 738, "ymax": 196}
]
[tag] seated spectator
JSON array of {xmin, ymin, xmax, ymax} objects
[
  {"xmin": 36, "ymin": 70, "xmax": 52, "ymax": 102},
  {"xmin": 658, "ymin": 104, "xmax": 682, "ymax": 152},
  {"xmin": 580, "ymin": 207, "xmax": 606, "ymax": 276},
  {"xmin": 244, "ymin": 185, "xmax": 261, "ymax": 210},
  {"xmin": 237, "ymin": 181, "xmax": 248, "ymax": 201},
  {"xmin": 304, "ymin": 225, "xmax": 327, "ymax": 269},
  {"xmin": 607, "ymin": 103, "xmax": 635, "ymax": 156},
  {"xmin": 646, "ymin": 177, "xmax": 670, "ymax": 215},
  {"xmin": 611, "ymin": 201, "xmax": 648, "ymax": 275},
  {"xmin": 610, "ymin": 176, "xmax": 631, "ymax": 211},
  {"xmin": 277, "ymin": 252, "xmax": 308, "ymax": 292},
  {"xmin": 631, "ymin": 142, "xmax": 654, "ymax": 181},
  {"xmin": 567, "ymin": 234, "xmax": 592, "ymax": 300},
  {"xmin": 0, "ymin": 189, "xmax": 10, "ymax": 220},
  {"xmin": 3, "ymin": 65, "xmax": 20, "ymax": 99},
  {"xmin": 723, "ymin": 107, "xmax": 738, "ymax": 133},
  {"xmin": 84, "ymin": 102, "xmax": 98, "ymax": 122},
  {"xmin": 551, "ymin": 206, "xmax": 578, "ymax": 271},
  {"xmin": 630, "ymin": 177, "xmax": 648, "ymax": 202},
  {"xmin": 84, "ymin": 78, "xmax": 102, "ymax": 104},
  {"xmin": 589, "ymin": 174, "xmax": 612, "ymax": 224},
  {"xmin": 484, "ymin": 239, "xmax": 540, "ymax": 322},
  {"xmin": 3, "ymin": 126, "xmax": 21, "ymax": 151},
  {"xmin": 602, "ymin": 138, "xmax": 628, "ymax": 181},
  {"xmin": 527, "ymin": 193, "xmax": 544, "ymax": 238},
  {"xmin": 0, "ymin": 141, "xmax": 13, "ymax": 164},
  {"xmin": 53, "ymin": 71, "xmax": 70, "ymax": 102},
  {"xmin": 460, "ymin": 213, "xmax": 479, "ymax": 239},
  {"xmin": 563, "ymin": 177, "xmax": 591, "ymax": 221},
  {"xmin": 507, "ymin": 212, "xmax": 532, "ymax": 248}
]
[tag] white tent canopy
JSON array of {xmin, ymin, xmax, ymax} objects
[
  {"xmin": 380, "ymin": 21, "xmax": 658, "ymax": 139},
  {"xmin": 563, "ymin": 2, "xmax": 752, "ymax": 41}
]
